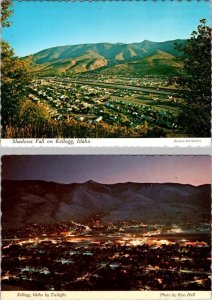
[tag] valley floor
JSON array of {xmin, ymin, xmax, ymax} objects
[
  {"xmin": 3, "ymin": 75, "xmax": 185, "ymax": 138},
  {"xmin": 2, "ymin": 223, "xmax": 211, "ymax": 291}
]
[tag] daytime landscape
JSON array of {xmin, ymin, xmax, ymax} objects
[{"xmin": 1, "ymin": 1, "xmax": 211, "ymax": 138}]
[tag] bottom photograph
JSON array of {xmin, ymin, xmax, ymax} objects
[{"xmin": 1, "ymin": 155, "xmax": 211, "ymax": 293}]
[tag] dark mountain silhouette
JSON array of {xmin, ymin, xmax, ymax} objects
[{"xmin": 2, "ymin": 180, "xmax": 210, "ymax": 229}]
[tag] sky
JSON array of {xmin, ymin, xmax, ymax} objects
[
  {"xmin": 2, "ymin": 155, "xmax": 211, "ymax": 186},
  {"xmin": 3, "ymin": 1, "xmax": 210, "ymax": 57}
]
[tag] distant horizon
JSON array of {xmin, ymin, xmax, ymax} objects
[
  {"xmin": 3, "ymin": 1, "xmax": 210, "ymax": 57},
  {"xmin": 22, "ymin": 38, "xmax": 186, "ymax": 57},
  {"xmin": 2, "ymin": 178, "xmax": 209, "ymax": 188},
  {"xmin": 2, "ymin": 156, "xmax": 211, "ymax": 187}
]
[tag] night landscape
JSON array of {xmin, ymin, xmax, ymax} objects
[{"xmin": 1, "ymin": 156, "xmax": 211, "ymax": 291}]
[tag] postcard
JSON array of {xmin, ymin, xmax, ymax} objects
[
  {"xmin": 1, "ymin": 155, "xmax": 211, "ymax": 300},
  {"xmin": 1, "ymin": 1, "xmax": 211, "ymax": 146}
]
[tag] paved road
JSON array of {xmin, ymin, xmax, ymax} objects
[{"xmin": 45, "ymin": 77, "xmax": 179, "ymax": 96}]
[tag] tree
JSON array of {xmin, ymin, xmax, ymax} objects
[
  {"xmin": 1, "ymin": 0, "xmax": 13, "ymax": 27},
  {"xmin": 19, "ymin": 100, "xmax": 49, "ymax": 126},
  {"xmin": 175, "ymin": 19, "xmax": 211, "ymax": 137},
  {"xmin": 1, "ymin": 0, "xmax": 32, "ymax": 127},
  {"xmin": 1, "ymin": 41, "xmax": 32, "ymax": 125}
]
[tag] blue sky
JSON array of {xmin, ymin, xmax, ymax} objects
[{"xmin": 3, "ymin": 1, "xmax": 210, "ymax": 57}]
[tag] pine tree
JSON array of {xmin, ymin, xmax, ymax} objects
[
  {"xmin": 176, "ymin": 19, "xmax": 211, "ymax": 137},
  {"xmin": 1, "ymin": 0, "xmax": 32, "ymax": 126}
]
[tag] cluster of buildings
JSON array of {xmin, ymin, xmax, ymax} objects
[
  {"xmin": 73, "ymin": 74, "xmax": 170, "ymax": 89},
  {"xmin": 2, "ymin": 219, "xmax": 211, "ymax": 291},
  {"xmin": 27, "ymin": 78, "xmax": 176, "ymax": 129},
  {"xmin": 2, "ymin": 232, "xmax": 210, "ymax": 291}
]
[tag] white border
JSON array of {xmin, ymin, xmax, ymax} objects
[
  {"xmin": 1, "ymin": 138, "xmax": 211, "ymax": 148},
  {"xmin": 1, "ymin": 291, "xmax": 211, "ymax": 300}
]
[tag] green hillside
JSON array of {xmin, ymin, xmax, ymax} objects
[
  {"xmin": 101, "ymin": 50, "xmax": 183, "ymax": 76},
  {"xmin": 24, "ymin": 39, "xmax": 185, "ymax": 75},
  {"xmin": 29, "ymin": 51, "xmax": 108, "ymax": 74}
]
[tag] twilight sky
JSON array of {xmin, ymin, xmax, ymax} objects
[
  {"xmin": 2, "ymin": 155, "xmax": 211, "ymax": 186},
  {"xmin": 3, "ymin": 1, "xmax": 210, "ymax": 56}
]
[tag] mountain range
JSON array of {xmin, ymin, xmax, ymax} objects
[
  {"xmin": 26, "ymin": 39, "xmax": 185, "ymax": 75},
  {"xmin": 2, "ymin": 180, "xmax": 210, "ymax": 229}
]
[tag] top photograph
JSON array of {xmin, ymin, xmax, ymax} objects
[{"xmin": 1, "ymin": 0, "xmax": 211, "ymax": 145}]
